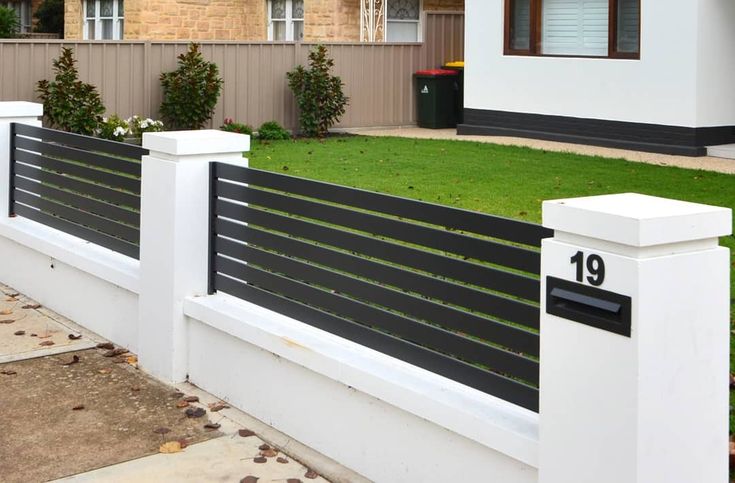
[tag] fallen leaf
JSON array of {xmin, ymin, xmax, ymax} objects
[
  {"xmin": 238, "ymin": 429, "xmax": 256, "ymax": 437},
  {"xmin": 13, "ymin": 330, "xmax": 25, "ymax": 336},
  {"xmin": 0, "ymin": 309, "xmax": 12, "ymax": 315},
  {"xmin": 30, "ymin": 333, "xmax": 37, "ymax": 337},
  {"xmin": 260, "ymin": 449, "xmax": 278, "ymax": 458},
  {"xmin": 204, "ymin": 423, "xmax": 221, "ymax": 430},
  {"xmin": 254, "ymin": 456, "xmax": 267, "ymax": 464},
  {"xmin": 126, "ymin": 355, "xmax": 138, "ymax": 367},
  {"xmin": 208, "ymin": 402, "xmax": 229, "ymax": 412},
  {"xmin": 1, "ymin": 370, "xmax": 17, "ymax": 375},
  {"xmin": 258, "ymin": 444, "xmax": 270, "ymax": 451},
  {"xmin": 178, "ymin": 438, "xmax": 190, "ymax": 449},
  {"xmin": 68, "ymin": 334, "xmax": 82, "ymax": 340},
  {"xmin": 131, "ymin": 386, "xmax": 141, "ymax": 392},
  {"xmin": 22, "ymin": 303, "xmax": 41, "ymax": 309},
  {"xmin": 185, "ymin": 407, "xmax": 206, "ymax": 418},
  {"xmin": 240, "ymin": 477, "xmax": 259, "ymax": 483},
  {"xmin": 159, "ymin": 441, "xmax": 183, "ymax": 454},
  {"xmin": 6, "ymin": 292, "xmax": 18, "ymax": 298},
  {"xmin": 304, "ymin": 470, "xmax": 318, "ymax": 479},
  {"xmin": 276, "ymin": 457, "xmax": 289, "ymax": 464},
  {"xmin": 72, "ymin": 404, "xmax": 84, "ymax": 410},
  {"xmin": 287, "ymin": 480, "xmax": 302, "ymax": 483},
  {"xmin": 153, "ymin": 427, "xmax": 171, "ymax": 435},
  {"xmin": 98, "ymin": 368, "xmax": 111, "ymax": 374},
  {"xmin": 39, "ymin": 340, "xmax": 55, "ymax": 346},
  {"xmin": 103, "ymin": 348, "xmax": 128, "ymax": 357},
  {"xmin": 175, "ymin": 400, "xmax": 189, "ymax": 408},
  {"xmin": 0, "ymin": 319, "xmax": 14, "ymax": 324},
  {"xmin": 182, "ymin": 395, "xmax": 199, "ymax": 403},
  {"xmin": 96, "ymin": 342, "xmax": 115, "ymax": 350},
  {"xmin": 60, "ymin": 355, "xmax": 80, "ymax": 366}
]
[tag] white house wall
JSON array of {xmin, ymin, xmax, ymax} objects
[{"xmin": 696, "ymin": 0, "xmax": 735, "ymax": 127}]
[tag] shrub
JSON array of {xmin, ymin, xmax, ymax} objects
[
  {"xmin": 159, "ymin": 43, "xmax": 223, "ymax": 130},
  {"xmin": 257, "ymin": 121, "xmax": 291, "ymax": 141},
  {"xmin": 33, "ymin": 0, "xmax": 64, "ymax": 35},
  {"xmin": 0, "ymin": 6, "xmax": 19, "ymax": 38},
  {"xmin": 128, "ymin": 115, "xmax": 164, "ymax": 137},
  {"xmin": 36, "ymin": 47, "xmax": 105, "ymax": 135},
  {"xmin": 97, "ymin": 115, "xmax": 131, "ymax": 142},
  {"xmin": 221, "ymin": 118, "xmax": 253, "ymax": 136},
  {"xmin": 286, "ymin": 45, "xmax": 348, "ymax": 138}
]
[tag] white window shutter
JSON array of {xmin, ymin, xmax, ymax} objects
[{"xmin": 542, "ymin": 0, "xmax": 608, "ymax": 56}]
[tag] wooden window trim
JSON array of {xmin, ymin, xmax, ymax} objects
[{"xmin": 503, "ymin": 0, "xmax": 640, "ymax": 60}]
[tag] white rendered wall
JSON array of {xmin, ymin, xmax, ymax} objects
[{"xmin": 465, "ymin": 0, "xmax": 735, "ymax": 128}]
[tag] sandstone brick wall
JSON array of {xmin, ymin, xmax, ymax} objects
[
  {"xmin": 304, "ymin": 0, "xmax": 360, "ymax": 42},
  {"xmin": 64, "ymin": 0, "xmax": 82, "ymax": 38}
]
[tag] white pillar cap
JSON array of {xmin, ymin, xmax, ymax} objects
[
  {"xmin": 142, "ymin": 129, "xmax": 250, "ymax": 157},
  {"xmin": 0, "ymin": 101, "xmax": 43, "ymax": 118},
  {"xmin": 543, "ymin": 193, "xmax": 732, "ymax": 247}
]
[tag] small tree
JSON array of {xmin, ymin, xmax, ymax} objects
[
  {"xmin": 36, "ymin": 47, "xmax": 106, "ymax": 135},
  {"xmin": 33, "ymin": 0, "xmax": 64, "ymax": 36},
  {"xmin": 287, "ymin": 45, "xmax": 348, "ymax": 138},
  {"xmin": 159, "ymin": 43, "xmax": 223, "ymax": 130},
  {"xmin": 0, "ymin": 6, "xmax": 19, "ymax": 38}
]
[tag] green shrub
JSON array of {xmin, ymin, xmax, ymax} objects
[
  {"xmin": 159, "ymin": 43, "xmax": 223, "ymax": 130},
  {"xmin": 0, "ymin": 6, "xmax": 19, "ymax": 38},
  {"xmin": 36, "ymin": 47, "xmax": 105, "ymax": 135},
  {"xmin": 286, "ymin": 45, "xmax": 348, "ymax": 138},
  {"xmin": 97, "ymin": 115, "xmax": 131, "ymax": 141},
  {"xmin": 257, "ymin": 121, "xmax": 291, "ymax": 141},
  {"xmin": 33, "ymin": 0, "xmax": 64, "ymax": 35},
  {"xmin": 221, "ymin": 118, "xmax": 253, "ymax": 136}
]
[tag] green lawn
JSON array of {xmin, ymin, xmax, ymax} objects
[{"xmin": 248, "ymin": 135, "xmax": 735, "ymax": 426}]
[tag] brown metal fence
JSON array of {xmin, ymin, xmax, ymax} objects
[{"xmin": 0, "ymin": 12, "xmax": 463, "ymax": 130}]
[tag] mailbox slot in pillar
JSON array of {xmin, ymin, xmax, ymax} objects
[{"xmin": 546, "ymin": 276, "xmax": 631, "ymax": 337}]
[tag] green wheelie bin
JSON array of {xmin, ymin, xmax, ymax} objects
[{"xmin": 414, "ymin": 69, "xmax": 459, "ymax": 129}]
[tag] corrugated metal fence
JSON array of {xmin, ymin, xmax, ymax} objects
[{"xmin": 0, "ymin": 12, "xmax": 463, "ymax": 130}]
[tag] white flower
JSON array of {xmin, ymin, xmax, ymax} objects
[
  {"xmin": 140, "ymin": 120, "xmax": 150, "ymax": 129},
  {"xmin": 113, "ymin": 126, "xmax": 128, "ymax": 137}
]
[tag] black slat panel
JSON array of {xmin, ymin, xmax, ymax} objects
[
  {"xmin": 14, "ymin": 148, "xmax": 140, "ymax": 193},
  {"xmin": 216, "ymin": 204, "xmax": 539, "ymax": 328},
  {"xmin": 217, "ymin": 182, "xmax": 541, "ymax": 274},
  {"xmin": 15, "ymin": 176, "xmax": 139, "ymax": 227},
  {"xmin": 14, "ymin": 123, "xmax": 148, "ymax": 160},
  {"xmin": 215, "ymin": 243, "xmax": 538, "ymax": 382},
  {"xmin": 215, "ymin": 163, "xmax": 551, "ymax": 247},
  {"xmin": 13, "ymin": 203, "xmax": 139, "ymax": 259},
  {"xmin": 214, "ymin": 273, "xmax": 539, "ymax": 411},
  {"xmin": 14, "ymin": 135, "xmax": 141, "ymax": 176},
  {"xmin": 15, "ymin": 162, "xmax": 140, "ymax": 210},
  {"xmin": 217, "ymin": 222, "xmax": 539, "ymax": 355},
  {"xmin": 14, "ymin": 190, "xmax": 139, "ymax": 243}
]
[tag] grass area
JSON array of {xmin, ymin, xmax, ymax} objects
[{"xmin": 248, "ymin": 134, "xmax": 735, "ymax": 425}]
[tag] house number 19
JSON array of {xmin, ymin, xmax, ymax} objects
[{"xmin": 570, "ymin": 251, "xmax": 606, "ymax": 286}]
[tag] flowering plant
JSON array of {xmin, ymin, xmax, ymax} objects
[
  {"xmin": 97, "ymin": 115, "xmax": 131, "ymax": 142},
  {"xmin": 220, "ymin": 118, "xmax": 253, "ymax": 136},
  {"xmin": 128, "ymin": 115, "xmax": 164, "ymax": 137}
]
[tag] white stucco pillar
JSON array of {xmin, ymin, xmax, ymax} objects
[
  {"xmin": 539, "ymin": 193, "xmax": 732, "ymax": 483},
  {"xmin": 138, "ymin": 129, "xmax": 249, "ymax": 383},
  {"xmin": 0, "ymin": 102, "xmax": 43, "ymax": 217}
]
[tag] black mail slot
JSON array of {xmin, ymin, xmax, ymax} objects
[{"xmin": 546, "ymin": 276, "xmax": 632, "ymax": 337}]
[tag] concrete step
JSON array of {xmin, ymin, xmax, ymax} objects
[{"xmin": 707, "ymin": 143, "xmax": 735, "ymax": 159}]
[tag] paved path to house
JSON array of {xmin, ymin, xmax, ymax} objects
[
  {"xmin": 0, "ymin": 283, "xmax": 360, "ymax": 483},
  {"xmin": 342, "ymin": 127, "xmax": 735, "ymax": 175}
]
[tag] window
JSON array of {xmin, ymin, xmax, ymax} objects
[
  {"xmin": 268, "ymin": 0, "xmax": 304, "ymax": 41},
  {"xmin": 1, "ymin": 0, "xmax": 32, "ymax": 33},
  {"xmin": 83, "ymin": 0, "xmax": 124, "ymax": 40},
  {"xmin": 386, "ymin": 0, "xmax": 421, "ymax": 42},
  {"xmin": 504, "ymin": 0, "xmax": 640, "ymax": 58}
]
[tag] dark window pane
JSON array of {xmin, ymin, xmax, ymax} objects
[
  {"xmin": 510, "ymin": 0, "xmax": 531, "ymax": 51},
  {"xmin": 616, "ymin": 0, "xmax": 639, "ymax": 53}
]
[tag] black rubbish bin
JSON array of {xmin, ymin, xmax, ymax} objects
[
  {"xmin": 443, "ymin": 61, "xmax": 464, "ymax": 124},
  {"xmin": 414, "ymin": 69, "xmax": 459, "ymax": 129}
]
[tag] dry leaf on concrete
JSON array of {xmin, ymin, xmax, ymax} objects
[
  {"xmin": 254, "ymin": 456, "xmax": 267, "ymax": 464},
  {"xmin": 238, "ymin": 429, "xmax": 256, "ymax": 437},
  {"xmin": 13, "ymin": 330, "xmax": 24, "ymax": 336},
  {"xmin": 96, "ymin": 342, "xmax": 115, "ymax": 350},
  {"xmin": 260, "ymin": 449, "xmax": 278, "ymax": 458},
  {"xmin": 175, "ymin": 400, "xmax": 189, "ymax": 408},
  {"xmin": 159, "ymin": 441, "xmax": 183, "ymax": 454},
  {"xmin": 1, "ymin": 370, "xmax": 17, "ymax": 375},
  {"xmin": 22, "ymin": 303, "xmax": 41, "ymax": 309},
  {"xmin": 103, "ymin": 348, "xmax": 128, "ymax": 357},
  {"xmin": 204, "ymin": 423, "xmax": 221, "ymax": 430},
  {"xmin": 39, "ymin": 341, "xmax": 55, "ymax": 347},
  {"xmin": 184, "ymin": 407, "xmax": 206, "ymax": 418},
  {"xmin": 287, "ymin": 479, "xmax": 302, "ymax": 483},
  {"xmin": 72, "ymin": 404, "xmax": 85, "ymax": 411},
  {"xmin": 258, "ymin": 444, "xmax": 270, "ymax": 451},
  {"xmin": 208, "ymin": 402, "xmax": 229, "ymax": 412},
  {"xmin": 0, "ymin": 319, "xmax": 14, "ymax": 324},
  {"xmin": 240, "ymin": 477, "xmax": 259, "ymax": 483},
  {"xmin": 182, "ymin": 395, "xmax": 199, "ymax": 403},
  {"xmin": 68, "ymin": 334, "xmax": 82, "ymax": 340},
  {"xmin": 304, "ymin": 470, "xmax": 319, "ymax": 479},
  {"xmin": 276, "ymin": 457, "xmax": 289, "ymax": 464}
]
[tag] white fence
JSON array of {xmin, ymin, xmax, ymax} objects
[{"xmin": 0, "ymin": 102, "xmax": 731, "ymax": 483}]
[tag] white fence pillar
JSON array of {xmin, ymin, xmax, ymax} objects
[
  {"xmin": 138, "ymin": 130, "xmax": 249, "ymax": 383},
  {"xmin": 0, "ymin": 102, "xmax": 43, "ymax": 217},
  {"xmin": 539, "ymin": 193, "xmax": 732, "ymax": 483}
]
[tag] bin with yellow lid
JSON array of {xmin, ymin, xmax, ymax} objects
[{"xmin": 442, "ymin": 61, "xmax": 465, "ymax": 124}]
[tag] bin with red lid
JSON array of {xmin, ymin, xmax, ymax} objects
[{"xmin": 414, "ymin": 69, "xmax": 459, "ymax": 129}]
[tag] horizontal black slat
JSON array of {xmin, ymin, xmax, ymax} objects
[
  {"xmin": 215, "ymin": 163, "xmax": 551, "ymax": 247},
  {"xmin": 14, "ymin": 190, "xmax": 139, "ymax": 243},
  {"xmin": 214, "ymin": 273, "xmax": 539, "ymax": 411},
  {"xmin": 13, "ymin": 203, "xmax": 139, "ymax": 259},
  {"xmin": 215, "ymin": 204, "xmax": 540, "ymax": 328},
  {"xmin": 215, "ymin": 243, "xmax": 538, "ymax": 382},
  {"xmin": 15, "ymin": 176, "xmax": 139, "ymax": 227},
  {"xmin": 217, "ymin": 182, "xmax": 541, "ymax": 274},
  {"xmin": 14, "ymin": 123, "xmax": 148, "ymax": 160},
  {"xmin": 216, "ymin": 222, "xmax": 539, "ymax": 355},
  {"xmin": 14, "ymin": 162, "xmax": 140, "ymax": 210},
  {"xmin": 14, "ymin": 135, "xmax": 141, "ymax": 177},
  {"xmin": 14, "ymin": 148, "xmax": 140, "ymax": 193}
]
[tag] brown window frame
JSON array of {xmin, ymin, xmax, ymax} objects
[{"xmin": 503, "ymin": 0, "xmax": 640, "ymax": 59}]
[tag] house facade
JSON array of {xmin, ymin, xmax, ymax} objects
[
  {"xmin": 460, "ymin": 0, "xmax": 735, "ymax": 156},
  {"xmin": 2, "ymin": 0, "xmax": 41, "ymax": 34},
  {"xmin": 63, "ymin": 0, "xmax": 463, "ymax": 42}
]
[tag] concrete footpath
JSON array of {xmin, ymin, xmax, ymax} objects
[{"xmin": 0, "ymin": 283, "xmax": 367, "ymax": 483}]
